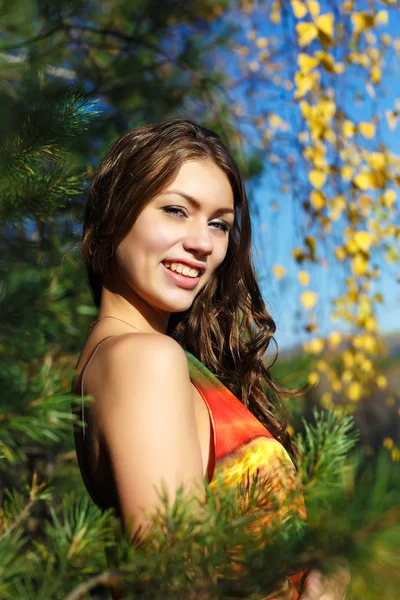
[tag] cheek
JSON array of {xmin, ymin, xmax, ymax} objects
[{"xmin": 116, "ymin": 222, "xmax": 175, "ymax": 269}]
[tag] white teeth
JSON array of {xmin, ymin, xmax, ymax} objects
[{"xmin": 164, "ymin": 262, "xmax": 200, "ymax": 278}]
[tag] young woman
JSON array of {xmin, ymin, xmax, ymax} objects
[{"xmin": 72, "ymin": 119, "xmax": 345, "ymax": 599}]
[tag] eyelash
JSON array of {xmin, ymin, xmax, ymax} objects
[{"xmin": 163, "ymin": 206, "xmax": 230, "ymax": 233}]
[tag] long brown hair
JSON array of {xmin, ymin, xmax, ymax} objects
[{"xmin": 82, "ymin": 119, "xmax": 301, "ymax": 456}]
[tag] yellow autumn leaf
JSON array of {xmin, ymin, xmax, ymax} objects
[
  {"xmin": 328, "ymin": 330, "xmax": 342, "ymax": 350},
  {"xmin": 298, "ymin": 270, "xmax": 310, "ymax": 286},
  {"xmin": 334, "ymin": 247, "xmax": 346, "ymax": 262},
  {"xmin": 307, "ymin": 0, "xmax": 320, "ymax": 18},
  {"xmin": 364, "ymin": 315, "xmax": 378, "ymax": 332},
  {"xmin": 386, "ymin": 110, "xmax": 397, "ymax": 131},
  {"xmin": 305, "ymin": 235, "xmax": 316, "ymax": 255},
  {"xmin": 376, "ymin": 10, "xmax": 388, "ymax": 25},
  {"xmin": 273, "ymin": 264, "xmax": 287, "ymax": 279},
  {"xmin": 384, "ymin": 437, "xmax": 394, "ymax": 450},
  {"xmin": 315, "ymin": 13, "xmax": 334, "ymax": 40},
  {"xmin": 291, "ymin": 0, "xmax": 307, "ymax": 18},
  {"xmin": 329, "ymin": 195, "xmax": 346, "ymax": 221},
  {"xmin": 353, "ymin": 172, "xmax": 375, "ymax": 191},
  {"xmin": 256, "ymin": 37, "xmax": 268, "ymax": 48},
  {"xmin": 354, "ymin": 231, "xmax": 373, "ymax": 252},
  {"xmin": 347, "ymin": 381, "xmax": 362, "ymax": 402},
  {"xmin": 294, "ymin": 71, "xmax": 316, "ymax": 98},
  {"xmin": 314, "ymin": 50, "xmax": 336, "ymax": 72},
  {"xmin": 359, "ymin": 195, "xmax": 372, "ymax": 216},
  {"xmin": 300, "ymin": 100, "xmax": 310, "ymax": 118},
  {"xmin": 310, "ymin": 147, "xmax": 327, "ymax": 169},
  {"xmin": 391, "ymin": 447, "xmax": 400, "ymax": 462},
  {"xmin": 296, "ymin": 21, "xmax": 318, "ymax": 46},
  {"xmin": 355, "ymin": 334, "xmax": 376, "ymax": 354},
  {"xmin": 270, "ymin": 5, "xmax": 281, "ymax": 24},
  {"xmin": 360, "ymin": 358, "xmax": 373, "ymax": 373},
  {"xmin": 301, "ymin": 290, "xmax": 318, "ymax": 309},
  {"xmin": 304, "ymin": 337, "xmax": 324, "ymax": 354},
  {"xmin": 342, "ymin": 350, "xmax": 354, "ymax": 368},
  {"xmin": 317, "ymin": 97, "xmax": 336, "ymax": 120},
  {"xmin": 316, "ymin": 359, "xmax": 328, "ymax": 372},
  {"xmin": 298, "ymin": 53, "xmax": 319, "ymax": 73},
  {"xmin": 309, "ymin": 169, "xmax": 327, "ymax": 189},
  {"xmin": 345, "ymin": 238, "xmax": 356, "ymax": 254},
  {"xmin": 342, "ymin": 119, "xmax": 355, "ymax": 137},
  {"xmin": 351, "ymin": 254, "xmax": 368, "ymax": 276},
  {"xmin": 352, "ymin": 12, "xmax": 374, "ymax": 34},
  {"xmin": 341, "ymin": 370, "xmax": 352, "ymax": 385},
  {"xmin": 310, "ymin": 190, "xmax": 325, "ymax": 210},
  {"xmin": 308, "ymin": 371, "xmax": 320, "ymax": 386},
  {"xmin": 371, "ymin": 64, "xmax": 381, "ymax": 85},
  {"xmin": 270, "ymin": 114, "xmax": 289, "ymax": 130},
  {"xmin": 376, "ymin": 375, "xmax": 387, "ymax": 389},
  {"xmin": 381, "ymin": 189, "xmax": 396, "ymax": 208},
  {"xmin": 367, "ymin": 152, "xmax": 386, "ymax": 170},
  {"xmin": 359, "ymin": 121, "xmax": 376, "ymax": 139},
  {"xmin": 341, "ymin": 165, "xmax": 353, "ymax": 181}
]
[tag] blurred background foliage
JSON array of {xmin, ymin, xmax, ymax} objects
[{"xmin": 1, "ymin": 0, "xmax": 400, "ymax": 597}]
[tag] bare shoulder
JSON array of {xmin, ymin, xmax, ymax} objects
[
  {"xmin": 89, "ymin": 332, "xmax": 192, "ymax": 418},
  {"xmin": 104, "ymin": 332, "xmax": 187, "ymax": 364},
  {"xmin": 93, "ymin": 332, "xmax": 189, "ymax": 389}
]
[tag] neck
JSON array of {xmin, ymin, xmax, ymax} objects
[{"xmin": 99, "ymin": 284, "xmax": 169, "ymax": 335}]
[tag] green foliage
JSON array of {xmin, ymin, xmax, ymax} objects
[
  {"xmin": 296, "ymin": 409, "xmax": 359, "ymax": 494},
  {"xmin": 1, "ymin": 408, "xmax": 400, "ymax": 599}
]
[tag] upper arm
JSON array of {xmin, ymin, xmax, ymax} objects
[{"xmin": 93, "ymin": 334, "xmax": 204, "ymax": 542}]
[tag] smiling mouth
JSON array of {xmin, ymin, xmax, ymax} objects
[
  {"xmin": 161, "ymin": 262, "xmax": 202, "ymax": 289},
  {"xmin": 162, "ymin": 261, "xmax": 202, "ymax": 279}
]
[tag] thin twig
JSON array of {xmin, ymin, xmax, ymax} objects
[{"xmin": 63, "ymin": 570, "xmax": 123, "ymax": 600}]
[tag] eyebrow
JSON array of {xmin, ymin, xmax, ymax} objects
[{"xmin": 163, "ymin": 189, "xmax": 235, "ymax": 217}]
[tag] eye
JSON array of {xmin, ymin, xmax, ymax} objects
[
  {"xmin": 210, "ymin": 220, "xmax": 230, "ymax": 233},
  {"xmin": 163, "ymin": 206, "xmax": 186, "ymax": 217},
  {"xmin": 163, "ymin": 206, "xmax": 231, "ymax": 233}
]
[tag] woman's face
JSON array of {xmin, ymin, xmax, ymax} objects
[{"xmin": 114, "ymin": 159, "xmax": 235, "ymax": 316}]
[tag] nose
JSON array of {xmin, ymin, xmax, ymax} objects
[{"xmin": 182, "ymin": 221, "xmax": 213, "ymax": 256}]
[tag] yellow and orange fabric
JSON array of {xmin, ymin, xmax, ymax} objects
[{"xmin": 185, "ymin": 351, "xmax": 307, "ymax": 599}]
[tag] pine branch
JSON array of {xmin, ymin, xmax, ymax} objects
[
  {"xmin": 0, "ymin": 88, "xmax": 99, "ymax": 180},
  {"xmin": 0, "ymin": 165, "xmax": 86, "ymax": 224},
  {"xmin": 295, "ymin": 408, "xmax": 359, "ymax": 495},
  {"xmin": 2, "ymin": 410, "xmax": 400, "ymax": 599},
  {"xmin": 0, "ymin": 355, "xmax": 83, "ymax": 465}
]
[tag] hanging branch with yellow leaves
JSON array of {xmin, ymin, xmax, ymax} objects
[{"xmin": 228, "ymin": 0, "xmax": 400, "ymax": 459}]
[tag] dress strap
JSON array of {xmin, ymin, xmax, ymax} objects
[{"xmin": 75, "ymin": 336, "xmax": 115, "ymax": 439}]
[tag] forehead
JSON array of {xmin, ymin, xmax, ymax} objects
[{"xmin": 161, "ymin": 159, "xmax": 234, "ymax": 207}]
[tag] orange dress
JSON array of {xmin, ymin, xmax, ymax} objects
[
  {"xmin": 185, "ymin": 351, "xmax": 307, "ymax": 599},
  {"xmin": 73, "ymin": 341, "xmax": 307, "ymax": 599}
]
